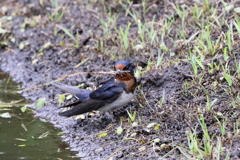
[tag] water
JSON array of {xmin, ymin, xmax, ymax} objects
[{"xmin": 0, "ymin": 70, "xmax": 79, "ymax": 160}]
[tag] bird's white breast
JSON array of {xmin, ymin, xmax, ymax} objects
[{"xmin": 98, "ymin": 91, "xmax": 134, "ymax": 111}]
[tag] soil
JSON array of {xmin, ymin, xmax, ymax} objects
[{"xmin": 0, "ymin": 0, "xmax": 239, "ymax": 159}]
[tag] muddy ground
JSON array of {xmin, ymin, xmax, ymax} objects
[{"xmin": 0, "ymin": 0, "xmax": 240, "ymax": 159}]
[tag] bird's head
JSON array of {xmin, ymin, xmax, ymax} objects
[{"xmin": 114, "ymin": 60, "xmax": 134, "ymax": 81}]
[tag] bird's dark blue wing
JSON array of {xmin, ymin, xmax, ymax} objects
[
  {"xmin": 89, "ymin": 77, "xmax": 125, "ymax": 101},
  {"xmin": 59, "ymin": 86, "xmax": 124, "ymax": 117},
  {"xmin": 90, "ymin": 86, "xmax": 123, "ymax": 100},
  {"xmin": 59, "ymin": 78, "xmax": 125, "ymax": 117}
]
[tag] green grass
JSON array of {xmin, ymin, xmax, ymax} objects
[
  {"xmin": 47, "ymin": 0, "xmax": 65, "ymax": 22},
  {"xmin": 115, "ymin": 23, "xmax": 131, "ymax": 53},
  {"xmin": 42, "ymin": 0, "xmax": 240, "ymax": 157},
  {"xmin": 92, "ymin": 1, "xmax": 240, "ymax": 158},
  {"xmin": 56, "ymin": 25, "xmax": 79, "ymax": 48}
]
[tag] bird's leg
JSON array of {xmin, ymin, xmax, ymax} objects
[{"xmin": 103, "ymin": 111, "xmax": 116, "ymax": 122}]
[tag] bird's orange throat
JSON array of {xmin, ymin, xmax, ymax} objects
[
  {"xmin": 115, "ymin": 72, "xmax": 136, "ymax": 93},
  {"xmin": 115, "ymin": 72, "xmax": 134, "ymax": 81}
]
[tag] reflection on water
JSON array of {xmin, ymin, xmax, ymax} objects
[
  {"xmin": 0, "ymin": 70, "xmax": 79, "ymax": 160},
  {"xmin": 0, "ymin": 71, "xmax": 24, "ymax": 103}
]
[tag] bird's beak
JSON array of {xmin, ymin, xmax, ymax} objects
[{"xmin": 116, "ymin": 70, "xmax": 122, "ymax": 75}]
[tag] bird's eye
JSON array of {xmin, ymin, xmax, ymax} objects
[{"xmin": 123, "ymin": 66, "xmax": 129, "ymax": 70}]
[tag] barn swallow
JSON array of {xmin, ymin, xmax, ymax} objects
[{"xmin": 54, "ymin": 60, "xmax": 137, "ymax": 117}]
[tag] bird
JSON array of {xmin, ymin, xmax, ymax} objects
[{"xmin": 53, "ymin": 60, "xmax": 137, "ymax": 117}]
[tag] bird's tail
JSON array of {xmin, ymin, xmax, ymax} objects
[
  {"xmin": 59, "ymin": 99, "xmax": 105, "ymax": 117},
  {"xmin": 52, "ymin": 82, "xmax": 92, "ymax": 101},
  {"xmin": 52, "ymin": 82, "xmax": 83, "ymax": 95},
  {"xmin": 59, "ymin": 107, "xmax": 82, "ymax": 117}
]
